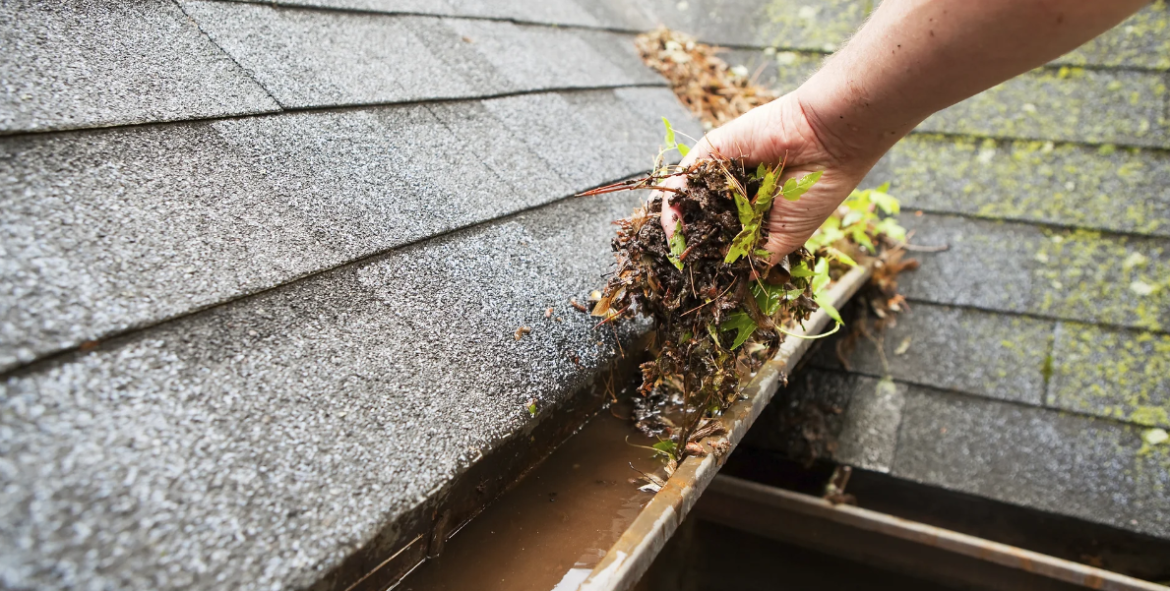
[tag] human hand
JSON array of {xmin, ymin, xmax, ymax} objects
[{"xmin": 660, "ymin": 91, "xmax": 877, "ymax": 263}]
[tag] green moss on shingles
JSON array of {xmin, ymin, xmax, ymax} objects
[
  {"xmin": 881, "ymin": 134, "xmax": 1170, "ymax": 237},
  {"xmin": 918, "ymin": 66, "xmax": 1168, "ymax": 147},
  {"xmin": 1032, "ymin": 230, "xmax": 1170, "ymax": 330},
  {"xmin": 763, "ymin": 0, "xmax": 866, "ymax": 52},
  {"xmin": 1057, "ymin": 0, "xmax": 1170, "ymax": 71},
  {"xmin": 1051, "ymin": 323, "xmax": 1170, "ymax": 428},
  {"xmin": 759, "ymin": 0, "xmax": 1168, "ymax": 69}
]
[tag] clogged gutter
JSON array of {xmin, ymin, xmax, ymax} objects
[{"xmin": 581, "ymin": 28, "xmax": 915, "ymax": 475}]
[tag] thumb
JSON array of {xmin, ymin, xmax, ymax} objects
[{"xmin": 658, "ymin": 174, "xmax": 687, "ymax": 240}]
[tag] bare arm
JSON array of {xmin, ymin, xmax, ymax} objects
[{"xmin": 665, "ymin": 0, "xmax": 1148, "ymax": 258}]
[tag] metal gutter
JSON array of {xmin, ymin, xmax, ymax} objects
[
  {"xmin": 578, "ymin": 263, "xmax": 873, "ymax": 591},
  {"xmin": 694, "ymin": 475, "xmax": 1167, "ymax": 591}
]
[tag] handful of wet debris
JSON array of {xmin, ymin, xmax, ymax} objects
[
  {"xmin": 581, "ymin": 121, "xmax": 913, "ymax": 469},
  {"xmin": 588, "ymin": 27, "xmax": 916, "ymax": 471},
  {"xmin": 582, "ymin": 123, "xmax": 857, "ymax": 459}
]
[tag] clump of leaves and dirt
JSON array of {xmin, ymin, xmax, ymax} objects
[
  {"xmin": 636, "ymin": 27, "xmax": 776, "ymax": 131},
  {"xmin": 581, "ymin": 122, "xmax": 911, "ymax": 474}
]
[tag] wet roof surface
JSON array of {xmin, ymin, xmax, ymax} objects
[
  {"xmin": 1, "ymin": 0, "xmax": 1168, "ymax": 589},
  {"xmin": 0, "ymin": 2, "xmax": 696, "ymax": 589},
  {"xmin": 718, "ymin": 0, "xmax": 1170, "ymax": 543}
]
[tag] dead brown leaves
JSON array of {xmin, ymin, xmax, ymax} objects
[{"xmin": 635, "ymin": 27, "xmax": 776, "ymax": 130}]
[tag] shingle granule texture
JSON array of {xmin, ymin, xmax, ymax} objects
[
  {"xmin": 0, "ymin": 89, "xmax": 695, "ymax": 373},
  {"xmin": 0, "ymin": 190, "xmax": 644, "ymax": 591},
  {"xmin": 178, "ymin": 2, "xmax": 660, "ymax": 108},
  {"xmin": 893, "ymin": 387, "xmax": 1170, "ymax": 539},
  {"xmin": 0, "ymin": 0, "xmax": 279, "ymax": 134}
]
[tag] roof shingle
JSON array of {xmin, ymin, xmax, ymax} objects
[{"xmin": 0, "ymin": 0, "xmax": 279, "ymax": 134}]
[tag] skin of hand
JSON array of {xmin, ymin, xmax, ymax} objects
[
  {"xmin": 662, "ymin": 0, "xmax": 1148, "ymax": 261},
  {"xmin": 660, "ymin": 91, "xmax": 880, "ymax": 263}
]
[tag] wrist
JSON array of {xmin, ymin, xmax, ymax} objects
[{"xmin": 793, "ymin": 80, "xmax": 909, "ymax": 174}]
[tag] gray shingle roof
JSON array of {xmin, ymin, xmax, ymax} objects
[
  {"xmin": 1, "ymin": 190, "xmax": 642, "ymax": 591},
  {"xmin": 0, "ymin": 1, "xmax": 702, "ymax": 589},
  {"xmin": 703, "ymin": 0, "xmax": 1170, "ymax": 541},
  {"xmin": 0, "ymin": 0, "xmax": 280, "ymax": 134},
  {"xmin": 2, "ymin": 0, "xmax": 1168, "ymax": 588},
  {"xmin": 649, "ymin": 0, "xmax": 1170, "ymax": 70},
  {"xmin": 178, "ymin": 2, "xmax": 659, "ymax": 108},
  {"xmin": 0, "ymin": 88, "xmax": 690, "ymax": 372}
]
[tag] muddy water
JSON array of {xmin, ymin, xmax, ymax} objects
[{"xmin": 396, "ymin": 409, "xmax": 661, "ymax": 591}]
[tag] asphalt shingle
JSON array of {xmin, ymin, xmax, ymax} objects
[
  {"xmin": 1059, "ymin": 1, "xmax": 1170, "ymax": 71},
  {"xmin": 641, "ymin": 0, "xmax": 1170, "ymax": 71},
  {"xmin": 0, "ymin": 0, "xmax": 279, "ymax": 134},
  {"xmin": 810, "ymin": 303, "xmax": 1053, "ymax": 405},
  {"xmin": 1049, "ymin": 322, "xmax": 1170, "ymax": 429},
  {"xmin": 634, "ymin": 0, "xmax": 867, "ymax": 53},
  {"xmin": 868, "ymin": 134, "xmax": 1170, "ymax": 238},
  {"xmin": 248, "ymin": 0, "xmax": 639, "ymax": 28},
  {"xmin": 179, "ymin": 2, "xmax": 658, "ymax": 108},
  {"xmin": 897, "ymin": 214, "xmax": 1170, "ymax": 332},
  {"xmin": 744, "ymin": 370, "xmax": 906, "ymax": 473},
  {"xmin": 892, "ymin": 386, "xmax": 1170, "ymax": 539},
  {"xmin": 0, "ymin": 189, "xmax": 642, "ymax": 591},
  {"xmin": 920, "ymin": 67, "xmax": 1169, "ymax": 149},
  {"xmin": 0, "ymin": 90, "xmax": 685, "ymax": 372}
]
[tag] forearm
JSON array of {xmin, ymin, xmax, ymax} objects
[{"xmin": 798, "ymin": 0, "xmax": 1147, "ymax": 165}]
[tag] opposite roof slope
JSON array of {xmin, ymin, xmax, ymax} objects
[
  {"xmin": 1, "ymin": 1, "xmax": 698, "ymax": 590},
  {"xmin": 695, "ymin": 0, "xmax": 1170, "ymax": 543}
]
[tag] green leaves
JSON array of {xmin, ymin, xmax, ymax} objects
[
  {"xmin": 814, "ymin": 295, "xmax": 843, "ymax": 324},
  {"xmin": 662, "ymin": 117, "xmax": 690, "ymax": 158},
  {"xmin": 825, "ymin": 247, "xmax": 857, "ymax": 267},
  {"xmin": 755, "ymin": 170, "xmax": 779, "ymax": 213},
  {"xmin": 724, "ymin": 225, "xmax": 757, "ymax": 264},
  {"xmin": 790, "ymin": 260, "xmax": 814, "ymax": 278},
  {"xmin": 733, "ymin": 191, "xmax": 753, "ymax": 226},
  {"xmin": 719, "ymin": 310, "xmax": 759, "ymax": 350},
  {"xmin": 725, "ymin": 168, "xmax": 823, "ymax": 264},
  {"xmin": 652, "ymin": 439, "xmax": 678, "ymax": 458},
  {"xmin": 781, "ymin": 171, "xmax": 822, "ymax": 201},
  {"xmin": 810, "ymin": 258, "xmax": 844, "ymax": 325},
  {"xmin": 667, "ymin": 228, "xmax": 687, "ymax": 270},
  {"xmin": 806, "ymin": 183, "xmax": 906, "ymax": 256},
  {"xmin": 751, "ymin": 282, "xmax": 802, "ymax": 316}
]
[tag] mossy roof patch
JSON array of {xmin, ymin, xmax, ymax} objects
[
  {"xmin": 869, "ymin": 134, "xmax": 1170, "ymax": 238},
  {"xmin": 1049, "ymin": 322, "xmax": 1170, "ymax": 429},
  {"xmin": 920, "ymin": 66, "xmax": 1168, "ymax": 149},
  {"xmin": 1057, "ymin": 0, "xmax": 1170, "ymax": 71},
  {"xmin": 810, "ymin": 302, "xmax": 1053, "ymax": 405},
  {"xmin": 899, "ymin": 214, "xmax": 1170, "ymax": 332},
  {"xmin": 651, "ymin": 0, "xmax": 1169, "ymax": 71},
  {"xmin": 633, "ymin": 0, "xmax": 866, "ymax": 52}
]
